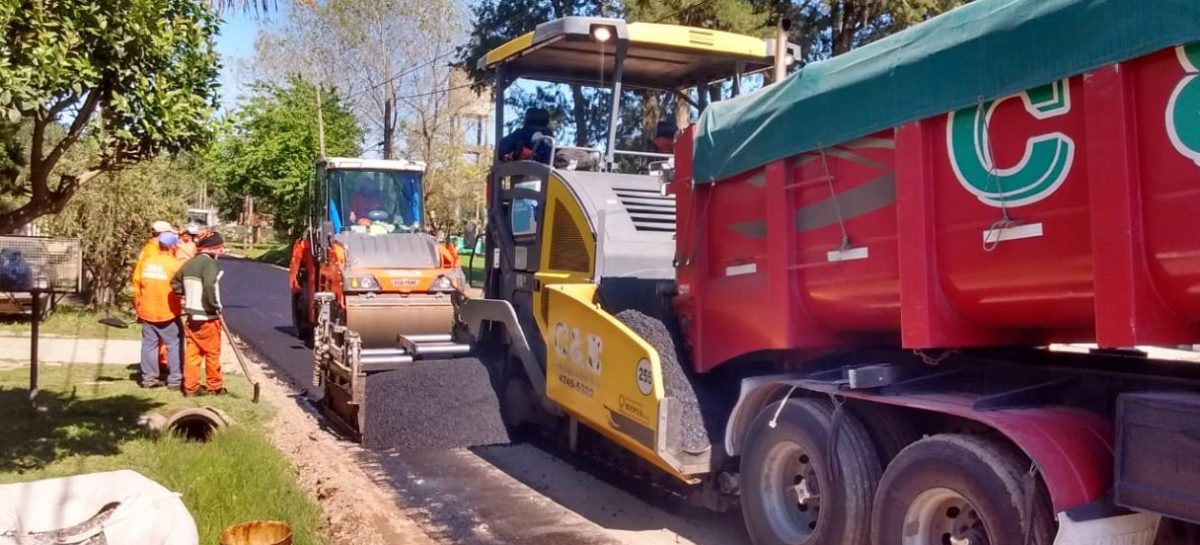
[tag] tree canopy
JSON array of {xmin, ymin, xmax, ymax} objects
[
  {"xmin": 0, "ymin": 0, "xmax": 221, "ymax": 234},
  {"xmin": 214, "ymin": 77, "xmax": 363, "ymax": 236}
]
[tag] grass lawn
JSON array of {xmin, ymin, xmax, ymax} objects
[
  {"xmin": 229, "ymin": 242, "xmax": 290, "ymax": 267},
  {"xmin": 461, "ymin": 252, "xmax": 486, "ymax": 288},
  {"xmin": 0, "ymin": 304, "xmax": 141, "ymax": 341},
  {"xmin": 0, "ymin": 364, "xmax": 323, "ymax": 545}
]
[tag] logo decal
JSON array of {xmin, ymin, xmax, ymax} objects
[
  {"xmin": 1168, "ymin": 43, "xmax": 1200, "ymax": 166},
  {"xmin": 947, "ymin": 79, "xmax": 1075, "ymax": 208}
]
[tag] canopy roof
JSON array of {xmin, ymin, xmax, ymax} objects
[
  {"xmin": 480, "ymin": 17, "xmax": 797, "ymax": 91},
  {"xmin": 692, "ymin": 0, "xmax": 1200, "ymax": 184}
]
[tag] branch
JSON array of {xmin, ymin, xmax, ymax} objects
[
  {"xmin": 44, "ymin": 90, "xmax": 103, "ymax": 170},
  {"xmin": 47, "ymin": 94, "xmax": 79, "ymax": 120}
]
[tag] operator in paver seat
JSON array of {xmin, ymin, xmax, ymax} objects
[
  {"xmin": 135, "ymin": 231, "xmax": 183, "ymax": 390},
  {"xmin": 498, "ymin": 108, "xmax": 553, "ymax": 164},
  {"xmin": 172, "ymin": 232, "xmax": 226, "ymax": 397},
  {"xmin": 652, "ymin": 121, "xmax": 678, "ymax": 154}
]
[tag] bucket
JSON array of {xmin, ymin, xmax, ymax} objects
[{"xmin": 219, "ymin": 520, "xmax": 292, "ymax": 545}]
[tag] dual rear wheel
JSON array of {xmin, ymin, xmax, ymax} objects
[{"xmin": 740, "ymin": 399, "xmax": 1053, "ymax": 545}]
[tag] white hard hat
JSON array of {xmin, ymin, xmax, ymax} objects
[
  {"xmin": 152, "ymin": 220, "xmax": 173, "ymax": 234},
  {"xmin": 184, "ymin": 222, "xmax": 203, "ymax": 235}
]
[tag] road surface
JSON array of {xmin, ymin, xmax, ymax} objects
[{"xmin": 217, "ymin": 257, "xmax": 750, "ymax": 545}]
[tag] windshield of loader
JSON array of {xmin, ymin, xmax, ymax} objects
[{"xmin": 328, "ymin": 169, "xmax": 423, "ymax": 234}]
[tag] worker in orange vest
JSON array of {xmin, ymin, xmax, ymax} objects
[
  {"xmin": 136, "ymin": 232, "xmax": 184, "ymax": 389},
  {"xmin": 132, "ymin": 220, "xmax": 175, "ymax": 373}
]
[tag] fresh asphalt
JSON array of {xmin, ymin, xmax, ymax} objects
[{"xmin": 217, "ymin": 256, "xmax": 749, "ymax": 545}]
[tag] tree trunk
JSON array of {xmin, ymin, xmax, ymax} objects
[
  {"xmin": 0, "ymin": 169, "xmax": 106, "ymax": 234},
  {"xmin": 383, "ymin": 95, "xmax": 395, "ymax": 159},
  {"xmin": 641, "ymin": 91, "xmax": 660, "ymax": 150},
  {"xmin": 571, "ymin": 85, "xmax": 589, "ymax": 146}
]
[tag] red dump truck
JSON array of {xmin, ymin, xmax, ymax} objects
[{"xmin": 458, "ymin": 2, "xmax": 1200, "ymax": 544}]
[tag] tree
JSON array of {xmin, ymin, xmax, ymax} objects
[
  {"xmin": 255, "ymin": 0, "xmax": 464, "ymax": 160},
  {"xmin": 0, "ymin": 0, "xmax": 221, "ymax": 234},
  {"xmin": 786, "ymin": 0, "xmax": 969, "ymax": 62},
  {"xmin": 44, "ymin": 157, "xmax": 200, "ymax": 310},
  {"xmin": 456, "ymin": 0, "xmax": 605, "ymax": 147},
  {"xmin": 216, "ymin": 77, "xmax": 363, "ymax": 236}
]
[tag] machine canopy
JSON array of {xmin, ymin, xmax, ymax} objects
[
  {"xmin": 480, "ymin": 17, "xmax": 790, "ymax": 92},
  {"xmin": 692, "ymin": 0, "xmax": 1200, "ymax": 184}
]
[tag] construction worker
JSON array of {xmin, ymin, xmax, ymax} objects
[
  {"xmin": 652, "ymin": 121, "xmax": 678, "ymax": 154},
  {"xmin": 136, "ymin": 232, "xmax": 184, "ymax": 389},
  {"xmin": 498, "ymin": 108, "xmax": 553, "ymax": 164},
  {"xmin": 177, "ymin": 223, "xmax": 202, "ymax": 261},
  {"xmin": 348, "ymin": 183, "xmax": 384, "ymax": 224},
  {"xmin": 172, "ymin": 232, "xmax": 225, "ymax": 397},
  {"xmin": 288, "ymin": 237, "xmax": 311, "ymax": 294},
  {"xmin": 132, "ymin": 220, "xmax": 174, "ymax": 375},
  {"xmin": 132, "ymin": 220, "xmax": 175, "ymax": 305}
]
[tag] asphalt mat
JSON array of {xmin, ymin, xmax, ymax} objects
[
  {"xmin": 218, "ymin": 257, "xmax": 509, "ymax": 452},
  {"xmin": 365, "ymin": 357, "xmax": 510, "ymax": 451}
]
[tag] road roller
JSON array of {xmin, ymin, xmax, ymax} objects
[{"xmin": 289, "ymin": 157, "xmax": 470, "ymax": 438}]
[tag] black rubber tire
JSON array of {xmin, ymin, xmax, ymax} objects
[
  {"xmin": 847, "ymin": 402, "xmax": 919, "ymax": 465},
  {"xmin": 872, "ymin": 434, "xmax": 1055, "ymax": 545},
  {"xmin": 498, "ymin": 357, "xmax": 538, "ymax": 442},
  {"xmin": 740, "ymin": 398, "xmax": 881, "ymax": 545}
]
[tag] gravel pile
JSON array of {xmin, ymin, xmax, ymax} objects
[
  {"xmin": 616, "ymin": 310, "xmax": 727, "ymax": 452},
  {"xmin": 364, "ymin": 357, "xmax": 511, "ymax": 451}
]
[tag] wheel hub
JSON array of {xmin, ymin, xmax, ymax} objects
[
  {"xmin": 760, "ymin": 441, "xmax": 822, "ymax": 543},
  {"xmin": 902, "ymin": 487, "xmax": 989, "ymax": 545}
]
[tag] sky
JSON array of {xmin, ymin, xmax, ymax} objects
[{"xmin": 213, "ymin": 7, "xmax": 288, "ymax": 110}]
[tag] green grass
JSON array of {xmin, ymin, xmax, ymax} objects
[
  {"xmin": 229, "ymin": 242, "xmax": 290, "ymax": 267},
  {"xmin": 461, "ymin": 252, "xmax": 486, "ymax": 288},
  {"xmin": 0, "ymin": 304, "xmax": 141, "ymax": 341},
  {"xmin": 0, "ymin": 364, "xmax": 323, "ymax": 545}
]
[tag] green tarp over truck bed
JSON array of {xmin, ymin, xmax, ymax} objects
[{"xmin": 692, "ymin": 0, "xmax": 1200, "ymax": 184}]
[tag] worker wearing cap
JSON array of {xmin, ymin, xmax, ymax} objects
[
  {"xmin": 132, "ymin": 220, "xmax": 175, "ymax": 374},
  {"xmin": 172, "ymin": 232, "xmax": 226, "ymax": 396},
  {"xmin": 177, "ymin": 223, "xmax": 202, "ymax": 261},
  {"xmin": 132, "ymin": 220, "xmax": 174, "ymax": 305},
  {"xmin": 136, "ymin": 232, "xmax": 184, "ymax": 389}
]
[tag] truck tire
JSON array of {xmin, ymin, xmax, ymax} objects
[
  {"xmin": 740, "ymin": 398, "xmax": 881, "ymax": 545},
  {"xmin": 847, "ymin": 402, "xmax": 918, "ymax": 465},
  {"xmin": 871, "ymin": 434, "xmax": 1054, "ymax": 545}
]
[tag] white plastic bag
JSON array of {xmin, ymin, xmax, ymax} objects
[{"xmin": 0, "ymin": 470, "xmax": 198, "ymax": 545}]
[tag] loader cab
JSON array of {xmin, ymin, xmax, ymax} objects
[{"xmin": 310, "ymin": 157, "xmax": 426, "ymax": 250}]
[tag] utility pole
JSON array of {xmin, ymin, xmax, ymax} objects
[{"xmin": 315, "ymin": 84, "xmax": 327, "ymax": 156}]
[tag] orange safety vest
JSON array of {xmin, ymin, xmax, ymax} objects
[
  {"xmin": 135, "ymin": 252, "xmax": 182, "ymax": 323},
  {"xmin": 131, "ymin": 237, "xmax": 162, "ymax": 304}
]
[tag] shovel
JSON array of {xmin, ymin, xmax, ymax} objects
[{"xmin": 218, "ymin": 314, "xmax": 261, "ymax": 403}]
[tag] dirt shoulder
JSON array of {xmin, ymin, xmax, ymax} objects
[{"xmin": 229, "ymin": 334, "xmax": 440, "ymax": 545}]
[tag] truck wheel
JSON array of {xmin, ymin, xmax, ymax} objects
[
  {"xmin": 740, "ymin": 398, "xmax": 880, "ymax": 545},
  {"xmin": 871, "ymin": 434, "xmax": 1054, "ymax": 545},
  {"xmin": 848, "ymin": 403, "xmax": 918, "ymax": 465}
]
